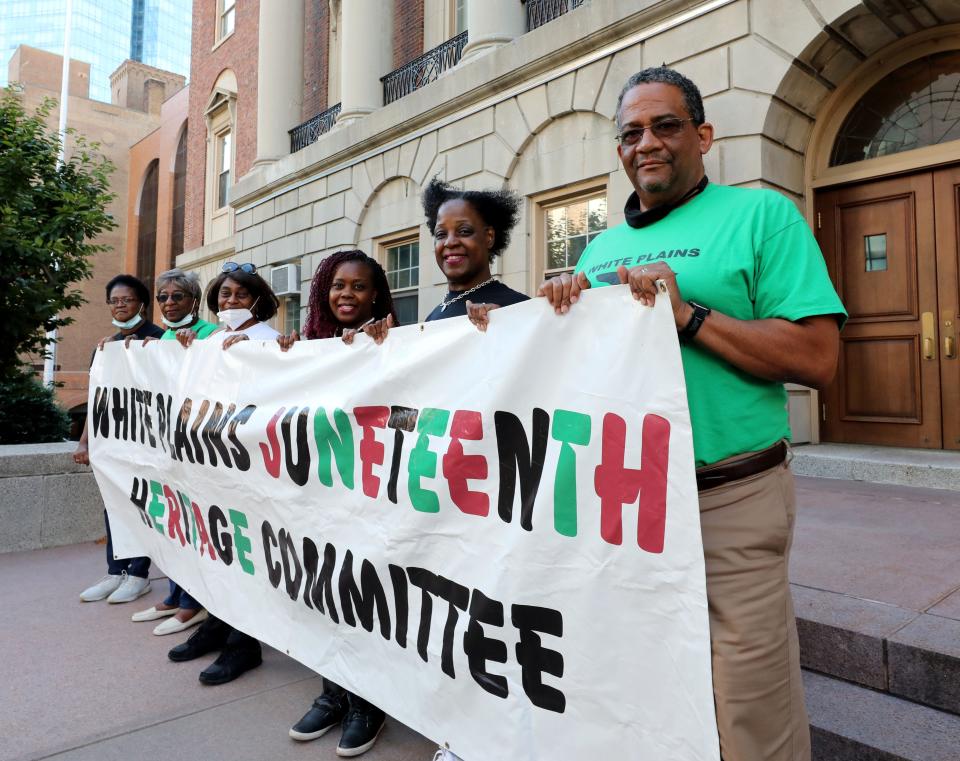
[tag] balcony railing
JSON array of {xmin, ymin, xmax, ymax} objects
[
  {"xmin": 381, "ymin": 31, "xmax": 468, "ymax": 105},
  {"xmin": 526, "ymin": 0, "xmax": 586, "ymax": 30},
  {"xmin": 289, "ymin": 102, "xmax": 342, "ymax": 153}
]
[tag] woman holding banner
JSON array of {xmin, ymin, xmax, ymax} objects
[
  {"xmin": 279, "ymin": 250, "xmax": 398, "ymax": 757},
  {"xmin": 131, "ymin": 268, "xmax": 216, "ymax": 635},
  {"xmin": 166, "ymin": 263, "xmax": 280, "ymax": 685}
]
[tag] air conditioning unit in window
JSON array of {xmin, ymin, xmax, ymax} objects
[{"xmin": 271, "ymin": 263, "xmax": 301, "ymax": 296}]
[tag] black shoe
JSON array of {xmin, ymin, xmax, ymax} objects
[
  {"xmin": 198, "ymin": 644, "xmax": 262, "ymax": 685},
  {"xmin": 336, "ymin": 705, "xmax": 385, "ymax": 757},
  {"xmin": 167, "ymin": 617, "xmax": 230, "ymax": 662},
  {"xmin": 289, "ymin": 690, "xmax": 348, "ymax": 741}
]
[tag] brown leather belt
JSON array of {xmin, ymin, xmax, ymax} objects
[{"xmin": 696, "ymin": 440, "xmax": 789, "ymax": 492}]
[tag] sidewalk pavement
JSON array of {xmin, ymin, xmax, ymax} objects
[{"xmin": 2, "ymin": 475, "xmax": 958, "ymax": 761}]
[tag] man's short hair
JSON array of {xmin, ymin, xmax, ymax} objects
[{"xmin": 615, "ymin": 66, "xmax": 706, "ymax": 130}]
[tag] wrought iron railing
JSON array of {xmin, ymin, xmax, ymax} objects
[
  {"xmin": 289, "ymin": 102, "xmax": 342, "ymax": 153},
  {"xmin": 526, "ymin": 0, "xmax": 586, "ymax": 30},
  {"xmin": 381, "ymin": 31, "xmax": 468, "ymax": 105}
]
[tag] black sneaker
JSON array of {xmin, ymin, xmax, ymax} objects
[
  {"xmin": 198, "ymin": 643, "xmax": 262, "ymax": 685},
  {"xmin": 336, "ymin": 704, "xmax": 385, "ymax": 757},
  {"xmin": 289, "ymin": 690, "xmax": 348, "ymax": 741},
  {"xmin": 167, "ymin": 617, "xmax": 230, "ymax": 662}
]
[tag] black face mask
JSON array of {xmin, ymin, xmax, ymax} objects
[{"xmin": 624, "ymin": 175, "xmax": 709, "ymax": 229}]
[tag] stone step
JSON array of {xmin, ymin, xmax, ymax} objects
[
  {"xmin": 793, "ymin": 585, "xmax": 960, "ymax": 716},
  {"xmin": 791, "ymin": 443, "xmax": 960, "ymax": 492},
  {"xmin": 806, "ymin": 670, "xmax": 960, "ymax": 761}
]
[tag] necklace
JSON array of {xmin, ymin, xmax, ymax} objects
[{"xmin": 440, "ymin": 277, "xmax": 496, "ymax": 312}]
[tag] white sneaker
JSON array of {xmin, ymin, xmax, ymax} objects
[
  {"xmin": 107, "ymin": 573, "xmax": 151, "ymax": 603},
  {"xmin": 431, "ymin": 749, "xmax": 463, "ymax": 761},
  {"xmin": 79, "ymin": 574, "xmax": 123, "ymax": 602}
]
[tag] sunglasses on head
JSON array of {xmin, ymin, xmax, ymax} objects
[
  {"xmin": 222, "ymin": 261, "xmax": 257, "ymax": 274},
  {"xmin": 156, "ymin": 292, "xmax": 189, "ymax": 303}
]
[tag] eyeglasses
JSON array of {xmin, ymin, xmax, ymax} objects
[
  {"xmin": 157, "ymin": 292, "xmax": 189, "ymax": 304},
  {"xmin": 222, "ymin": 261, "xmax": 257, "ymax": 274},
  {"xmin": 106, "ymin": 297, "xmax": 139, "ymax": 307},
  {"xmin": 616, "ymin": 118, "xmax": 695, "ymax": 147}
]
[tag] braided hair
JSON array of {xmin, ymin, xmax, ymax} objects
[{"xmin": 302, "ymin": 250, "xmax": 399, "ymax": 339}]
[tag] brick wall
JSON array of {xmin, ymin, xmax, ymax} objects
[
  {"xmin": 393, "ymin": 0, "xmax": 424, "ymax": 69},
  {"xmin": 184, "ymin": 0, "xmax": 260, "ymax": 251},
  {"xmin": 302, "ymin": 0, "xmax": 330, "ymax": 121}
]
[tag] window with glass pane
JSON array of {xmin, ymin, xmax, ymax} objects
[
  {"xmin": 545, "ymin": 195, "xmax": 607, "ymax": 274},
  {"xmin": 864, "ymin": 234, "xmax": 887, "ymax": 272},
  {"xmin": 284, "ymin": 295, "xmax": 302, "ymax": 333},
  {"xmin": 217, "ymin": 131, "xmax": 231, "ymax": 209},
  {"xmin": 385, "ymin": 241, "xmax": 419, "ymax": 324},
  {"xmin": 220, "ymin": 0, "xmax": 235, "ymax": 39},
  {"xmin": 831, "ymin": 51, "xmax": 960, "ymax": 166},
  {"xmin": 455, "ymin": 0, "xmax": 467, "ymax": 34}
]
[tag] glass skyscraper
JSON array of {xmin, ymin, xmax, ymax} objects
[{"xmin": 1, "ymin": 0, "xmax": 192, "ymax": 103}]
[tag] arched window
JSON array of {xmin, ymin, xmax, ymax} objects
[
  {"xmin": 137, "ymin": 159, "xmax": 159, "ymax": 310},
  {"xmin": 831, "ymin": 50, "xmax": 960, "ymax": 166},
  {"xmin": 170, "ymin": 126, "xmax": 187, "ymax": 268}
]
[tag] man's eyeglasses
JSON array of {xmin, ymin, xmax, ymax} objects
[
  {"xmin": 222, "ymin": 261, "xmax": 257, "ymax": 274},
  {"xmin": 616, "ymin": 118, "xmax": 695, "ymax": 147},
  {"xmin": 157, "ymin": 292, "xmax": 189, "ymax": 304},
  {"xmin": 106, "ymin": 297, "xmax": 139, "ymax": 307}
]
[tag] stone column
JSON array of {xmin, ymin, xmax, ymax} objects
[
  {"xmin": 253, "ymin": 0, "xmax": 305, "ymax": 167},
  {"xmin": 461, "ymin": 0, "xmax": 526, "ymax": 61},
  {"xmin": 338, "ymin": 0, "xmax": 394, "ymax": 122}
]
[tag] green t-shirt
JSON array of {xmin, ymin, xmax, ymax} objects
[
  {"xmin": 575, "ymin": 183, "xmax": 846, "ymax": 466},
  {"xmin": 160, "ymin": 318, "xmax": 219, "ymax": 340}
]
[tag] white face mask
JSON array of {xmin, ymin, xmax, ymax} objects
[
  {"xmin": 161, "ymin": 311, "xmax": 197, "ymax": 328},
  {"xmin": 218, "ymin": 297, "xmax": 258, "ymax": 330},
  {"xmin": 111, "ymin": 307, "xmax": 144, "ymax": 330}
]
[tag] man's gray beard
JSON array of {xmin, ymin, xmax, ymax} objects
[{"xmin": 639, "ymin": 177, "xmax": 674, "ymax": 194}]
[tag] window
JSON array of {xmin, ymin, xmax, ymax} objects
[
  {"xmin": 831, "ymin": 51, "xmax": 960, "ymax": 166},
  {"xmin": 454, "ymin": 0, "xmax": 467, "ymax": 34},
  {"xmin": 383, "ymin": 239, "xmax": 420, "ymax": 325},
  {"xmin": 136, "ymin": 160, "xmax": 160, "ymax": 313},
  {"xmin": 170, "ymin": 126, "xmax": 187, "ymax": 267},
  {"xmin": 219, "ymin": 0, "xmax": 236, "ymax": 40},
  {"xmin": 216, "ymin": 130, "xmax": 231, "ymax": 209},
  {"xmin": 283, "ymin": 295, "xmax": 302, "ymax": 334},
  {"xmin": 543, "ymin": 193, "xmax": 607, "ymax": 277}
]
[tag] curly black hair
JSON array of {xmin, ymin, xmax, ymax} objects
[
  {"xmin": 204, "ymin": 269, "xmax": 280, "ymax": 322},
  {"xmin": 105, "ymin": 274, "xmax": 150, "ymax": 306},
  {"xmin": 302, "ymin": 250, "xmax": 399, "ymax": 340},
  {"xmin": 422, "ymin": 178, "xmax": 520, "ymax": 261}
]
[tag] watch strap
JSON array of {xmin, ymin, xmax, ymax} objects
[{"xmin": 679, "ymin": 301, "xmax": 710, "ymax": 343}]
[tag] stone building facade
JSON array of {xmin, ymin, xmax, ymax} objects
[{"xmin": 180, "ymin": 0, "xmax": 960, "ymax": 452}]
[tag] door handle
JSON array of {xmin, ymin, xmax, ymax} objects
[
  {"xmin": 922, "ymin": 312, "xmax": 936, "ymax": 360},
  {"xmin": 944, "ymin": 310, "xmax": 957, "ymax": 359}
]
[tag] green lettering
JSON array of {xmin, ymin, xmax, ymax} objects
[
  {"xmin": 229, "ymin": 508, "xmax": 255, "ymax": 575},
  {"xmin": 148, "ymin": 480, "xmax": 165, "ymax": 535},
  {"xmin": 314, "ymin": 407, "xmax": 355, "ymax": 489},
  {"xmin": 551, "ymin": 410, "xmax": 592, "ymax": 537},
  {"xmin": 407, "ymin": 408, "xmax": 450, "ymax": 513}
]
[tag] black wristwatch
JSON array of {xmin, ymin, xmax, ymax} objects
[{"xmin": 679, "ymin": 301, "xmax": 711, "ymax": 343}]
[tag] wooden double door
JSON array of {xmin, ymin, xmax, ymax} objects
[{"xmin": 816, "ymin": 166, "xmax": 960, "ymax": 450}]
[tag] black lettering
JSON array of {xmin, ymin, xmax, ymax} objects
[
  {"xmin": 201, "ymin": 402, "xmax": 234, "ymax": 468},
  {"xmin": 495, "ymin": 409, "xmax": 549, "ymax": 531},
  {"xmin": 91, "ymin": 387, "xmax": 110, "ymax": 438},
  {"xmin": 512, "ymin": 604, "xmax": 565, "ymax": 713},
  {"xmin": 302, "ymin": 538, "xmax": 339, "ymax": 621},
  {"xmin": 387, "ymin": 406, "xmax": 418, "ymax": 503},
  {"xmin": 689, "ymin": 248, "xmax": 700, "ymax": 257},
  {"xmin": 128, "ymin": 476, "xmax": 151, "ymax": 527},
  {"xmin": 209, "ymin": 504, "xmax": 233, "ymax": 565},
  {"xmin": 282, "ymin": 407, "xmax": 311, "ymax": 486},
  {"xmin": 465, "ymin": 589, "xmax": 508, "ymax": 699},
  {"xmin": 407, "ymin": 567, "xmax": 437, "ymax": 664},
  {"xmin": 141, "ymin": 390, "xmax": 156, "ymax": 447},
  {"xmin": 111, "ymin": 387, "xmax": 129, "ymax": 440},
  {"xmin": 279, "ymin": 528, "xmax": 303, "ymax": 600},
  {"xmin": 262, "ymin": 520, "xmax": 282, "ymax": 589},
  {"xmin": 338, "ymin": 551, "xmax": 391, "ymax": 639},
  {"xmin": 174, "ymin": 398, "xmax": 195, "ymax": 464},
  {"xmin": 388, "ymin": 564, "xmax": 409, "ymax": 648},
  {"xmin": 227, "ymin": 404, "xmax": 256, "ymax": 471},
  {"xmin": 189, "ymin": 400, "xmax": 208, "ymax": 465}
]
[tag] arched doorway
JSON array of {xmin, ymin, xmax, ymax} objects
[
  {"xmin": 812, "ymin": 44, "xmax": 960, "ymax": 450},
  {"xmin": 137, "ymin": 159, "xmax": 160, "ymax": 317}
]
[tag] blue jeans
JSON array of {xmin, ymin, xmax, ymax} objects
[
  {"xmin": 104, "ymin": 511, "xmax": 151, "ymax": 578},
  {"xmin": 163, "ymin": 580, "xmax": 201, "ymax": 610}
]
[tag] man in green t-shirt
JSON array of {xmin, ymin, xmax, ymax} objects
[{"xmin": 540, "ymin": 67, "xmax": 845, "ymax": 761}]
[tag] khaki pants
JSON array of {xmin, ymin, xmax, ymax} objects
[{"xmin": 698, "ymin": 458, "xmax": 810, "ymax": 761}]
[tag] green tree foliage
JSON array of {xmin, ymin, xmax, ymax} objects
[
  {"xmin": 0, "ymin": 371, "xmax": 70, "ymax": 443},
  {"xmin": 0, "ymin": 87, "xmax": 116, "ymax": 377}
]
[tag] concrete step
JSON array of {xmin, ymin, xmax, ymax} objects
[
  {"xmin": 791, "ymin": 443, "xmax": 960, "ymax": 492},
  {"xmin": 806, "ymin": 670, "xmax": 960, "ymax": 761},
  {"xmin": 794, "ymin": 585, "xmax": 960, "ymax": 716}
]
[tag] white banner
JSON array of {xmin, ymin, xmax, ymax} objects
[{"xmin": 89, "ymin": 286, "xmax": 719, "ymax": 761}]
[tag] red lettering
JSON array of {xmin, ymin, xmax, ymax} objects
[
  {"xmin": 260, "ymin": 407, "xmax": 285, "ymax": 478},
  {"xmin": 163, "ymin": 484, "xmax": 187, "ymax": 547},
  {"xmin": 594, "ymin": 413, "xmax": 670, "ymax": 553},
  {"xmin": 443, "ymin": 410, "xmax": 489, "ymax": 516},
  {"xmin": 354, "ymin": 406, "xmax": 389, "ymax": 498},
  {"xmin": 191, "ymin": 500, "xmax": 216, "ymax": 561}
]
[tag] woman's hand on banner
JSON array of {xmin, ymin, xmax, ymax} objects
[
  {"xmin": 537, "ymin": 271, "xmax": 591, "ymax": 315},
  {"xmin": 176, "ymin": 328, "xmax": 199, "ymax": 348},
  {"xmin": 222, "ymin": 334, "xmax": 250, "ymax": 350},
  {"xmin": 343, "ymin": 314, "xmax": 395, "ymax": 345},
  {"xmin": 96, "ymin": 335, "xmax": 112, "ymax": 351},
  {"xmin": 277, "ymin": 330, "xmax": 300, "ymax": 352},
  {"xmin": 466, "ymin": 300, "xmax": 500, "ymax": 332}
]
